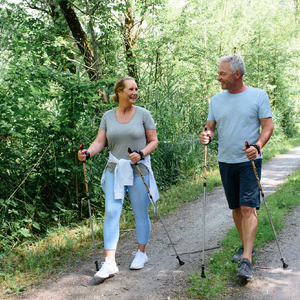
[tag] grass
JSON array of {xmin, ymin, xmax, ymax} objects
[
  {"xmin": 0, "ymin": 137, "xmax": 300, "ymax": 299},
  {"xmin": 0, "ymin": 221, "xmax": 104, "ymax": 298}
]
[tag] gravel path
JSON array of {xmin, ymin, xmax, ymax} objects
[{"xmin": 16, "ymin": 146, "xmax": 300, "ymax": 300}]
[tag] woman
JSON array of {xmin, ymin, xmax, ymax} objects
[{"xmin": 78, "ymin": 77, "xmax": 159, "ymax": 279}]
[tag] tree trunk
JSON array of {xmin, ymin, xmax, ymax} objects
[
  {"xmin": 58, "ymin": 0, "xmax": 99, "ymax": 81},
  {"xmin": 120, "ymin": 4, "xmax": 143, "ymax": 81}
]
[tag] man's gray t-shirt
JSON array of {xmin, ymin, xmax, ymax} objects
[
  {"xmin": 207, "ymin": 87, "xmax": 272, "ymax": 163},
  {"xmin": 99, "ymin": 106, "xmax": 156, "ymax": 176}
]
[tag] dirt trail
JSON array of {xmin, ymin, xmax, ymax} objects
[{"xmin": 16, "ymin": 146, "xmax": 300, "ymax": 300}]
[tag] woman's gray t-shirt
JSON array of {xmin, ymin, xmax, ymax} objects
[{"xmin": 99, "ymin": 106, "xmax": 156, "ymax": 176}]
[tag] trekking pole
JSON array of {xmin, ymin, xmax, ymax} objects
[
  {"xmin": 80, "ymin": 144, "xmax": 99, "ymax": 271},
  {"xmin": 128, "ymin": 148, "xmax": 184, "ymax": 266},
  {"xmin": 245, "ymin": 142, "xmax": 288, "ymax": 269},
  {"xmin": 201, "ymin": 126, "xmax": 208, "ymax": 278}
]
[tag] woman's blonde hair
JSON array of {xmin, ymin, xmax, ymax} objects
[{"xmin": 110, "ymin": 76, "xmax": 135, "ymax": 104}]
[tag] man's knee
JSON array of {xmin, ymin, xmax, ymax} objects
[{"xmin": 240, "ymin": 206, "xmax": 257, "ymax": 218}]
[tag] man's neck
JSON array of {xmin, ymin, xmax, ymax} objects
[{"xmin": 228, "ymin": 82, "xmax": 248, "ymax": 94}]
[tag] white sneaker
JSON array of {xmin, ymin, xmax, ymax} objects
[
  {"xmin": 94, "ymin": 257, "xmax": 119, "ymax": 279},
  {"xmin": 130, "ymin": 249, "xmax": 148, "ymax": 269}
]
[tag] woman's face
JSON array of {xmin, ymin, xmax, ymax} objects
[{"xmin": 118, "ymin": 80, "xmax": 138, "ymax": 105}]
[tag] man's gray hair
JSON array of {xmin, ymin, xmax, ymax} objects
[{"xmin": 219, "ymin": 54, "xmax": 245, "ymax": 76}]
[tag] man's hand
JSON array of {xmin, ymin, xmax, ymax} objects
[
  {"xmin": 199, "ymin": 127, "xmax": 212, "ymax": 145},
  {"xmin": 242, "ymin": 143, "xmax": 258, "ymax": 161}
]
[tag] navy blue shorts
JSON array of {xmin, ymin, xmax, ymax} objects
[{"xmin": 219, "ymin": 159, "xmax": 262, "ymax": 210}]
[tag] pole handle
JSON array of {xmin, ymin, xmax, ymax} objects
[
  {"xmin": 80, "ymin": 144, "xmax": 90, "ymax": 161},
  {"xmin": 128, "ymin": 148, "xmax": 152, "ymax": 196}
]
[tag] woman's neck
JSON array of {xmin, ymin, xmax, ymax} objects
[{"xmin": 117, "ymin": 104, "xmax": 135, "ymax": 114}]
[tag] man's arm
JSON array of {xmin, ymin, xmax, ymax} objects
[
  {"xmin": 243, "ymin": 117, "xmax": 274, "ymax": 161},
  {"xmin": 256, "ymin": 117, "xmax": 274, "ymax": 150}
]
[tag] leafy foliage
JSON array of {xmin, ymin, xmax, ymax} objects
[{"xmin": 0, "ymin": 0, "xmax": 299, "ymax": 257}]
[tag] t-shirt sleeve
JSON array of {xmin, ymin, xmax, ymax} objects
[
  {"xmin": 207, "ymin": 98, "xmax": 216, "ymax": 121},
  {"xmin": 99, "ymin": 112, "xmax": 107, "ymax": 131},
  {"xmin": 259, "ymin": 91, "xmax": 273, "ymax": 119},
  {"xmin": 143, "ymin": 109, "xmax": 156, "ymax": 130}
]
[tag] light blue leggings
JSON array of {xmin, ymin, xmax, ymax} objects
[{"xmin": 103, "ymin": 170, "xmax": 151, "ymax": 250}]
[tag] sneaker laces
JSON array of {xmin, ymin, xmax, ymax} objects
[
  {"xmin": 132, "ymin": 250, "xmax": 146, "ymax": 256},
  {"xmin": 101, "ymin": 258, "xmax": 115, "ymax": 268},
  {"xmin": 238, "ymin": 258, "xmax": 252, "ymax": 269}
]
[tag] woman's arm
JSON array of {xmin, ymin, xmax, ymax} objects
[
  {"xmin": 143, "ymin": 129, "xmax": 159, "ymax": 156},
  {"xmin": 78, "ymin": 130, "xmax": 107, "ymax": 161},
  {"xmin": 127, "ymin": 129, "xmax": 158, "ymax": 164}
]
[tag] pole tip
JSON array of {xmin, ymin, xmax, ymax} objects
[
  {"xmin": 201, "ymin": 264, "xmax": 206, "ymax": 278},
  {"xmin": 95, "ymin": 261, "xmax": 99, "ymax": 271},
  {"xmin": 177, "ymin": 255, "xmax": 185, "ymax": 265},
  {"xmin": 281, "ymin": 258, "xmax": 288, "ymax": 268}
]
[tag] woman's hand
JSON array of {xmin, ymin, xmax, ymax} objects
[
  {"xmin": 78, "ymin": 149, "xmax": 89, "ymax": 162},
  {"xmin": 128, "ymin": 151, "xmax": 142, "ymax": 164}
]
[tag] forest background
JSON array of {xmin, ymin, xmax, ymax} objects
[{"xmin": 0, "ymin": 0, "xmax": 299, "ymax": 281}]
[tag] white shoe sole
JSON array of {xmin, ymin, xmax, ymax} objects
[
  {"xmin": 94, "ymin": 269, "xmax": 119, "ymax": 279},
  {"xmin": 130, "ymin": 257, "xmax": 148, "ymax": 270}
]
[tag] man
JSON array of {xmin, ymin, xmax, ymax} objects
[{"xmin": 200, "ymin": 54, "xmax": 274, "ymax": 279}]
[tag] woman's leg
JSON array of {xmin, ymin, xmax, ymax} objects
[
  {"xmin": 128, "ymin": 174, "xmax": 151, "ymax": 252},
  {"xmin": 103, "ymin": 170, "xmax": 124, "ymax": 261},
  {"xmin": 95, "ymin": 171, "xmax": 124, "ymax": 278}
]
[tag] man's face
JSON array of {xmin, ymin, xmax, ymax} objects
[{"xmin": 217, "ymin": 61, "xmax": 236, "ymax": 90}]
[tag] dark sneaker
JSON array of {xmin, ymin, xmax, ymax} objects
[
  {"xmin": 231, "ymin": 245, "xmax": 255, "ymax": 263},
  {"xmin": 237, "ymin": 258, "xmax": 253, "ymax": 279}
]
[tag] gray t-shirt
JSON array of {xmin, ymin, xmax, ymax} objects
[
  {"xmin": 207, "ymin": 87, "xmax": 272, "ymax": 163},
  {"xmin": 99, "ymin": 106, "xmax": 156, "ymax": 176}
]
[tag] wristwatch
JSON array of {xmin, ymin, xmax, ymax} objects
[
  {"xmin": 250, "ymin": 144, "xmax": 260, "ymax": 155},
  {"xmin": 85, "ymin": 152, "xmax": 90, "ymax": 160},
  {"xmin": 133, "ymin": 150, "xmax": 145, "ymax": 160},
  {"xmin": 138, "ymin": 150, "xmax": 145, "ymax": 160}
]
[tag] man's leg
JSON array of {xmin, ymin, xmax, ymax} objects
[
  {"xmin": 232, "ymin": 207, "xmax": 244, "ymax": 244},
  {"xmin": 236, "ymin": 205, "xmax": 257, "ymax": 279},
  {"xmin": 219, "ymin": 162, "xmax": 245, "ymax": 262},
  {"xmin": 240, "ymin": 206, "xmax": 258, "ymax": 262}
]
